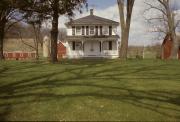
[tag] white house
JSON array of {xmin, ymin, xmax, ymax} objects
[{"xmin": 65, "ymin": 9, "xmax": 120, "ymax": 59}]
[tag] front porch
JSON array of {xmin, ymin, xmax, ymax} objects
[{"xmin": 66, "ymin": 37, "xmax": 119, "ymax": 59}]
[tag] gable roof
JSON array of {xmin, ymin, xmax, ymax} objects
[{"xmin": 66, "ymin": 9, "xmax": 119, "ymax": 26}]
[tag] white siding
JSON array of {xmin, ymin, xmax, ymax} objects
[{"xmin": 112, "ymin": 26, "xmax": 118, "ymax": 35}]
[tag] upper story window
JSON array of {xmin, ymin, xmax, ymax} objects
[
  {"xmin": 76, "ymin": 26, "xmax": 81, "ymax": 35},
  {"xmin": 103, "ymin": 26, "xmax": 109, "ymax": 35},
  {"xmin": 90, "ymin": 26, "xmax": 95, "ymax": 35}
]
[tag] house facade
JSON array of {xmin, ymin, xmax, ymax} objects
[{"xmin": 65, "ymin": 9, "xmax": 120, "ymax": 59}]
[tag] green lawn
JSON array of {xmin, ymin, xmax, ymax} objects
[{"xmin": 0, "ymin": 59, "xmax": 180, "ymax": 121}]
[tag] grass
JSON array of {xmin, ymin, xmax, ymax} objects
[{"xmin": 0, "ymin": 59, "xmax": 180, "ymax": 121}]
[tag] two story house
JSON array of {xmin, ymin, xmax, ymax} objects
[{"xmin": 65, "ymin": 9, "xmax": 119, "ymax": 59}]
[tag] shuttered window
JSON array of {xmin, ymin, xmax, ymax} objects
[
  {"xmin": 76, "ymin": 26, "xmax": 81, "ymax": 35},
  {"xmin": 90, "ymin": 26, "xmax": 95, "ymax": 35}
]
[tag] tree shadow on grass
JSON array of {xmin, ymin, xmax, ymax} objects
[{"xmin": 0, "ymin": 60, "xmax": 180, "ymax": 121}]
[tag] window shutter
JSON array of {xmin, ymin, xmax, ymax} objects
[
  {"xmin": 100, "ymin": 26, "xmax": 103, "ymax": 35},
  {"xmin": 72, "ymin": 41, "xmax": 75, "ymax": 50},
  {"xmin": 82, "ymin": 26, "xmax": 85, "ymax": 35},
  {"xmin": 72, "ymin": 26, "xmax": 75, "ymax": 36},
  {"xmin": 99, "ymin": 42, "xmax": 102, "ymax": 52},
  {"xmin": 95, "ymin": 26, "xmax": 98, "ymax": 35},
  {"xmin": 86, "ymin": 26, "xmax": 89, "ymax": 35},
  {"xmin": 109, "ymin": 41, "xmax": 112, "ymax": 50},
  {"xmin": 109, "ymin": 26, "xmax": 112, "ymax": 35}
]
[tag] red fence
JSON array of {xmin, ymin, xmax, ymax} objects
[{"xmin": 3, "ymin": 52, "xmax": 36, "ymax": 60}]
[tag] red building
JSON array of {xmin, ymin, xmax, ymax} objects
[
  {"xmin": 57, "ymin": 41, "xmax": 67, "ymax": 59},
  {"xmin": 3, "ymin": 52, "xmax": 36, "ymax": 60},
  {"xmin": 161, "ymin": 34, "xmax": 180, "ymax": 59}
]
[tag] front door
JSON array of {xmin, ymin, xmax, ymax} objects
[{"xmin": 84, "ymin": 41, "xmax": 100, "ymax": 56}]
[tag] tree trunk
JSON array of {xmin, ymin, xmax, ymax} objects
[
  {"xmin": 33, "ymin": 24, "xmax": 40, "ymax": 60},
  {"xmin": 0, "ymin": 20, "xmax": 6, "ymax": 60},
  {"xmin": 120, "ymin": 32, "xmax": 128, "ymax": 58},
  {"xmin": 118, "ymin": 0, "xmax": 135, "ymax": 59},
  {"xmin": 169, "ymin": 14, "xmax": 179, "ymax": 59},
  {"xmin": 170, "ymin": 32, "xmax": 179, "ymax": 59},
  {"xmin": 50, "ymin": 0, "xmax": 59, "ymax": 63},
  {"xmin": 36, "ymin": 43, "xmax": 39, "ymax": 60}
]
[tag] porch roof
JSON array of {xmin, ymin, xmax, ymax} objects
[{"xmin": 66, "ymin": 35, "xmax": 119, "ymax": 41}]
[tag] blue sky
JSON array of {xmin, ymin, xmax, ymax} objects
[{"xmin": 87, "ymin": 0, "xmax": 116, "ymax": 9}]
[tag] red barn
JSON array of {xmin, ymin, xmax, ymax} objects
[
  {"xmin": 57, "ymin": 41, "xmax": 66, "ymax": 59},
  {"xmin": 161, "ymin": 34, "xmax": 180, "ymax": 59}
]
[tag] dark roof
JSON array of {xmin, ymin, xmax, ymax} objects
[{"xmin": 66, "ymin": 11, "xmax": 119, "ymax": 26}]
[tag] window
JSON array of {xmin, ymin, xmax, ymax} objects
[
  {"xmin": 99, "ymin": 42, "xmax": 102, "ymax": 52},
  {"xmin": 72, "ymin": 41, "xmax": 75, "ymax": 50},
  {"xmin": 103, "ymin": 26, "xmax": 108, "ymax": 35},
  {"xmin": 76, "ymin": 26, "xmax": 81, "ymax": 35},
  {"xmin": 95, "ymin": 26, "xmax": 98, "ymax": 35},
  {"xmin": 100, "ymin": 26, "xmax": 103, "ymax": 35},
  {"xmin": 75, "ymin": 42, "xmax": 82, "ymax": 50},
  {"xmin": 109, "ymin": 41, "xmax": 112, "ymax": 50},
  {"xmin": 90, "ymin": 26, "xmax": 95, "ymax": 35},
  {"xmin": 86, "ymin": 26, "xmax": 89, "ymax": 35},
  {"xmin": 82, "ymin": 26, "xmax": 85, "ymax": 35},
  {"xmin": 109, "ymin": 26, "xmax": 112, "ymax": 35},
  {"xmin": 72, "ymin": 41, "xmax": 82, "ymax": 50},
  {"xmin": 72, "ymin": 26, "xmax": 75, "ymax": 35}
]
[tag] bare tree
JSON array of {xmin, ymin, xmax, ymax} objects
[
  {"xmin": 18, "ymin": 24, "xmax": 41, "ymax": 60},
  {"xmin": 58, "ymin": 28, "xmax": 67, "ymax": 42},
  {"xmin": 29, "ymin": 0, "xmax": 87, "ymax": 63},
  {"xmin": 26, "ymin": 14, "xmax": 43, "ymax": 60},
  {"xmin": 144, "ymin": 0, "xmax": 180, "ymax": 59},
  {"xmin": 117, "ymin": 0, "xmax": 135, "ymax": 59},
  {"xmin": 0, "ymin": 0, "xmax": 33, "ymax": 60}
]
